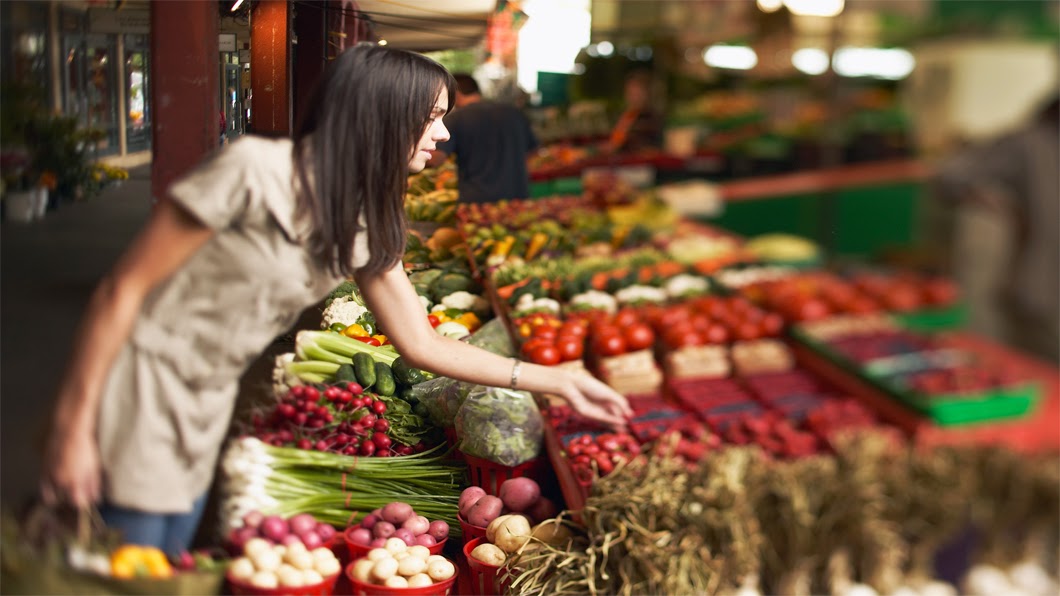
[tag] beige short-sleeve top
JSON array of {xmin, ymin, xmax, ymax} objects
[{"xmin": 96, "ymin": 136, "xmax": 359, "ymax": 512}]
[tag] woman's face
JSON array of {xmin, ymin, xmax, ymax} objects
[{"xmin": 409, "ymin": 88, "xmax": 450, "ymax": 173}]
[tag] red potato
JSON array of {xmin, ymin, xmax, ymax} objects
[
  {"xmin": 526, "ymin": 496, "xmax": 558, "ymax": 524},
  {"xmin": 466, "ymin": 495, "xmax": 504, "ymax": 528},
  {"xmin": 459, "ymin": 486, "xmax": 487, "ymax": 518},
  {"xmin": 498, "ymin": 477, "xmax": 541, "ymax": 513}
]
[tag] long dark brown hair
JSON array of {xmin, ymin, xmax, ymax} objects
[{"xmin": 293, "ymin": 43, "xmax": 455, "ymax": 276}]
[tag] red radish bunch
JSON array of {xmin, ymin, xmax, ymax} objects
[
  {"xmin": 226, "ymin": 511, "xmax": 337, "ymax": 554},
  {"xmin": 564, "ymin": 432, "xmax": 640, "ymax": 482},
  {"xmin": 720, "ymin": 413, "xmax": 820, "ymax": 458},
  {"xmin": 250, "ymin": 383, "xmax": 427, "ymax": 457},
  {"xmin": 345, "ymin": 502, "xmax": 450, "ymax": 550}
]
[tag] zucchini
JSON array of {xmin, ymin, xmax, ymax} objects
[
  {"xmin": 334, "ymin": 363, "xmax": 358, "ymax": 383},
  {"xmin": 353, "ymin": 352, "xmax": 377, "ymax": 388},
  {"xmin": 374, "ymin": 362, "xmax": 397, "ymax": 396}
]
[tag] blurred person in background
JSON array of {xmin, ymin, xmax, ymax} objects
[
  {"xmin": 932, "ymin": 94, "xmax": 1059, "ymax": 364},
  {"xmin": 38, "ymin": 44, "xmax": 630, "ymax": 557},
  {"xmin": 427, "ymin": 73, "xmax": 539, "ymax": 203},
  {"xmin": 606, "ymin": 69, "xmax": 664, "ymax": 154}
]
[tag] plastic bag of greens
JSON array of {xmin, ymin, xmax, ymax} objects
[
  {"xmin": 408, "ymin": 376, "xmax": 475, "ymax": 428},
  {"xmin": 454, "ymin": 385, "xmax": 542, "ymax": 466},
  {"xmin": 465, "ymin": 318, "xmax": 516, "ymax": 357}
]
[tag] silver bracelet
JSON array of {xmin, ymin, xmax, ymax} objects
[{"xmin": 510, "ymin": 359, "xmax": 522, "ymax": 390}]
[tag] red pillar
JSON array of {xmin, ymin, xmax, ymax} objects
[
  {"xmin": 149, "ymin": 1, "xmax": 219, "ymax": 202},
  {"xmin": 251, "ymin": 1, "xmax": 292, "ymax": 136}
]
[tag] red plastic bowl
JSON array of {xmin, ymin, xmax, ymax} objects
[
  {"xmin": 462, "ymin": 537, "xmax": 512, "ymax": 596},
  {"xmin": 226, "ymin": 570, "xmax": 341, "ymax": 596},
  {"xmin": 344, "ymin": 560, "xmax": 459, "ymax": 596},
  {"xmin": 344, "ymin": 526, "xmax": 447, "ymax": 561},
  {"xmin": 456, "ymin": 514, "xmax": 487, "ymax": 544}
]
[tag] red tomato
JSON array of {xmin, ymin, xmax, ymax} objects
[
  {"xmin": 733, "ymin": 321, "xmax": 761, "ymax": 341},
  {"xmin": 760, "ymin": 313, "xmax": 785, "ymax": 336},
  {"xmin": 613, "ymin": 307, "xmax": 639, "ymax": 328},
  {"xmin": 556, "ymin": 336, "xmax": 584, "ymax": 361},
  {"xmin": 531, "ymin": 324, "xmax": 558, "ymax": 339},
  {"xmin": 353, "ymin": 336, "xmax": 382, "ymax": 346},
  {"xmin": 427, "ymin": 314, "xmax": 440, "ymax": 328},
  {"xmin": 702, "ymin": 322, "xmax": 730, "ymax": 344},
  {"xmin": 622, "ymin": 323, "xmax": 655, "ymax": 351},
  {"xmin": 664, "ymin": 328, "xmax": 703, "ymax": 349},
  {"xmin": 527, "ymin": 343, "xmax": 561, "ymax": 365},
  {"xmin": 520, "ymin": 337, "xmax": 553, "ymax": 359},
  {"xmin": 594, "ymin": 333, "xmax": 627, "ymax": 356},
  {"xmin": 558, "ymin": 321, "xmax": 588, "ymax": 338}
]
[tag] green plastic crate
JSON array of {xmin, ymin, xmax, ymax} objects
[{"xmin": 892, "ymin": 382, "xmax": 1041, "ymax": 426}]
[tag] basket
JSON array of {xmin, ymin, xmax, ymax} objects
[
  {"xmin": 461, "ymin": 452, "xmax": 545, "ymax": 497},
  {"xmin": 226, "ymin": 570, "xmax": 340, "ymax": 596},
  {"xmin": 345, "ymin": 562, "xmax": 458, "ymax": 596},
  {"xmin": 344, "ymin": 527, "xmax": 447, "ymax": 561},
  {"xmin": 462, "ymin": 537, "xmax": 515, "ymax": 596},
  {"xmin": 457, "ymin": 514, "xmax": 488, "ymax": 544}
]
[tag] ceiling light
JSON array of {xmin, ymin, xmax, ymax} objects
[
  {"xmin": 597, "ymin": 41, "xmax": 614, "ymax": 57},
  {"xmin": 378, "ymin": 39, "xmax": 387, "ymax": 46},
  {"xmin": 230, "ymin": 0, "xmax": 245, "ymax": 12},
  {"xmin": 784, "ymin": 0, "xmax": 844, "ymax": 18},
  {"xmin": 757, "ymin": 0, "xmax": 783, "ymax": 13},
  {"xmin": 832, "ymin": 47, "xmax": 914, "ymax": 80},
  {"xmin": 792, "ymin": 48, "xmax": 829, "ymax": 75},
  {"xmin": 703, "ymin": 45, "xmax": 758, "ymax": 70}
]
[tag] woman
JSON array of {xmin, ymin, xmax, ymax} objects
[{"xmin": 39, "ymin": 43, "xmax": 631, "ymax": 555}]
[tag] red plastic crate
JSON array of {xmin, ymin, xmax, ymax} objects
[
  {"xmin": 462, "ymin": 452, "xmax": 547, "ymax": 497},
  {"xmin": 463, "ymin": 537, "xmax": 516, "ymax": 596}
]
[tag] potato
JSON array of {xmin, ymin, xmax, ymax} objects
[
  {"xmin": 469, "ymin": 542, "xmax": 506, "ymax": 567},
  {"xmin": 490, "ymin": 515, "xmax": 533, "ymax": 554},
  {"xmin": 526, "ymin": 496, "xmax": 558, "ymax": 523},
  {"xmin": 531, "ymin": 520, "xmax": 574, "ymax": 547},
  {"xmin": 485, "ymin": 514, "xmax": 513, "ymax": 544},
  {"xmin": 458, "ymin": 486, "xmax": 487, "ymax": 518},
  {"xmin": 498, "ymin": 477, "xmax": 541, "ymax": 512},
  {"xmin": 466, "ymin": 495, "xmax": 503, "ymax": 528}
]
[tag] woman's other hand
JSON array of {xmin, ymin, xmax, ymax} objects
[{"xmin": 40, "ymin": 426, "xmax": 101, "ymax": 508}]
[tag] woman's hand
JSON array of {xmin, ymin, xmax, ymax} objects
[
  {"xmin": 556, "ymin": 369, "xmax": 632, "ymax": 430},
  {"xmin": 40, "ymin": 425, "xmax": 101, "ymax": 508}
]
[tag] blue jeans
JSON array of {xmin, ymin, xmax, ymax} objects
[{"xmin": 98, "ymin": 493, "xmax": 208, "ymax": 557}]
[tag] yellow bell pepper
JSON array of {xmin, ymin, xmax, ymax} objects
[
  {"xmin": 342, "ymin": 323, "xmax": 369, "ymax": 338},
  {"xmin": 110, "ymin": 545, "xmax": 173, "ymax": 579},
  {"xmin": 455, "ymin": 312, "xmax": 481, "ymax": 332},
  {"xmin": 371, "ymin": 334, "xmax": 389, "ymax": 345}
]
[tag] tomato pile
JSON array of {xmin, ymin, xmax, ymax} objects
[
  {"xmin": 251, "ymin": 383, "xmax": 429, "ymax": 457},
  {"xmin": 517, "ymin": 313, "xmax": 588, "ymax": 365},
  {"xmin": 582, "ymin": 307, "xmax": 656, "ymax": 358},
  {"xmin": 641, "ymin": 296, "xmax": 785, "ymax": 350}
]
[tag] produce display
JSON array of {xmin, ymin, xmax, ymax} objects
[
  {"xmin": 345, "ymin": 541, "xmax": 457, "ymax": 591},
  {"xmin": 225, "ymin": 513, "xmax": 342, "ymax": 592},
  {"xmin": 344, "ymin": 502, "xmax": 450, "ymax": 556}
]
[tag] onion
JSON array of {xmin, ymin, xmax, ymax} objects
[
  {"xmin": 260, "ymin": 515, "xmax": 289, "ymax": 543},
  {"xmin": 288, "ymin": 513, "xmax": 318, "ymax": 537},
  {"xmin": 428, "ymin": 520, "xmax": 449, "ymax": 541},
  {"xmin": 359, "ymin": 514, "xmax": 379, "ymax": 530},
  {"xmin": 229, "ymin": 526, "xmax": 259, "ymax": 552}
]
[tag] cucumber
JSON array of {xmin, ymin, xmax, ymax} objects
[
  {"xmin": 374, "ymin": 362, "xmax": 397, "ymax": 396},
  {"xmin": 334, "ymin": 363, "xmax": 358, "ymax": 383},
  {"xmin": 392, "ymin": 357, "xmax": 424, "ymax": 387},
  {"xmin": 353, "ymin": 352, "xmax": 376, "ymax": 388}
]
